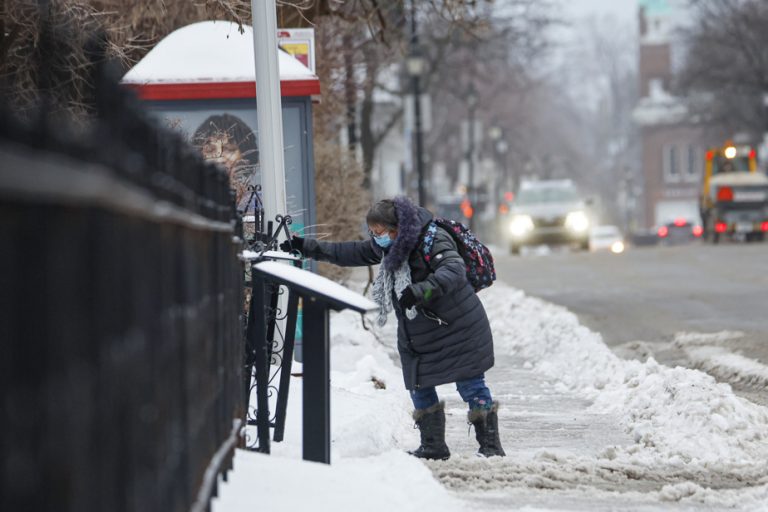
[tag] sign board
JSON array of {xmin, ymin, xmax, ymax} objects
[{"xmin": 278, "ymin": 28, "xmax": 316, "ymax": 74}]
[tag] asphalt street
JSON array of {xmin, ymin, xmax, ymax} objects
[{"xmin": 494, "ymin": 241, "xmax": 768, "ymax": 406}]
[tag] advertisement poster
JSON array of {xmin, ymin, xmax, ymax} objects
[{"xmin": 278, "ymin": 28, "xmax": 316, "ymax": 74}]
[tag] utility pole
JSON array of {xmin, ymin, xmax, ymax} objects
[
  {"xmin": 408, "ymin": 0, "xmax": 426, "ymax": 206},
  {"xmin": 762, "ymin": 93, "xmax": 768, "ymax": 172},
  {"xmin": 466, "ymin": 83, "xmax": 478, "ymax": 231},
  {"xmin": 251, "ymin": 0, "xmax": 287, "ymax": 237}
]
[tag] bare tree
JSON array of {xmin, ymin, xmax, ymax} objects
[
  {"xmin": 559, "ymin": 14, "xmax": 640, "ymax": 224},
  {"xmin": 678, "ymin": 0, "xmax": 768, "ymax": 138},
  {"xmin": 284, "ymin": 1, "xmax": 491, "ymax": 188},
  {"xmin": 424, "ymin": 1, "xmax": 557, "ymax": 197},
  {"xmin": 0, "ymin": 0, "xmax": 255, "ymax": 117},
  {"xmin": 0, "ymin": 0, "xmax": 556, "ymax": 281}
]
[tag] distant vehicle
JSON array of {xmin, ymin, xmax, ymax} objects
[
  {"xmin": 433, "ymin": 194, "xmax": 465, "ymax": 221},
  {"xmin": 590, "ymin": 225, "xmax": 625, "ymax": 254},
  {"xmin": 629, "ymin": 229, "xmax": 659, "ymax": 247},
  {"xmin": 657, "ymin": 218, "xmax": 703, "ymax": 245},
  {"xmin": 503, "ymin": 179, "xmax": 591, "ymax": 254},
  {"xmin": 699, "ymin": 142, "xmax": 768, "ymax": 243}
]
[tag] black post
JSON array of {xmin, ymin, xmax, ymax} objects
[
  {"xmin": 468, "ymin": 103, "xmax": 476, "ymax": 231},
  {"xmin": 265, "ymin": 283, "xmax": 280, "ymax": 362},
  {"xmin": 411, "ymin": 0, "xmax": 426, "ymax": 206},
  {"xmin": 244, "ymin": 276, "xmax": 260, "ymax": 421},
  {"xmin": 272, "ymin": 292, "xmax": 299, "ymax": 442},
  {"xmin": 302, "ymin": 296, "xmax": 331, "ymax": 463},
  {"xmin": 251, "ymin": 276, "xmax": 271, "ymax": 453},
  {"xmin": 763, "ymin": 93, "xmax": 768, "ymax": 171}
]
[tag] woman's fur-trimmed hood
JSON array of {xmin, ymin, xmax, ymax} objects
[{"xmin": 383, "ymin": 196, "xmax": 431, "ymax": 272}]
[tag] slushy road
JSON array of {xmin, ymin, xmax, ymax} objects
[{"xmin": 494, "ymin": 241, "xmax": 768, "ymax": 405}]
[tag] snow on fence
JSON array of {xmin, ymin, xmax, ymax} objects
[{"xmin": 0, "ymin": 36, "xmax": 243, "ymax": 512}]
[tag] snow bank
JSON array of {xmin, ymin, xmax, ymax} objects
[
  {"xmin": 215, "ymin": 287, "xmax": 464, "ymax": 511},
  {"xmin": 481, "ymin": 283, "xmax": 768, "ymax": 470},
  {"xmin": 326, "ymin": 309, "xmax": 414, "ymax": 458},
  {"xmin": 213, "ymin": 449, "xmax": 462, "ymax": 512},
  {"xmin": 217, "ymin": 278, "xmax": 768, "ymax": 511}
]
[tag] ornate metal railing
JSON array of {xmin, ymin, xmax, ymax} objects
[
  {"xmin": 240, "ymin": 212, "xmax": 302, "ymax": 452},
  {"xmin": 1, "ymin": 25, "xmax": 243, "ymax": 512}
]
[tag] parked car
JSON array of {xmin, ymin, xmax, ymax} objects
[
  {"xmin": 503, "ymin": 179, "xmax": 591, "ymax": 254},
  {"xmin": 657, "ymin": 218, "xmax": 703, "ymax": 245},
  {"xmin": 590, "ymin": 225, "xmax": 625, "ymax": 254}
]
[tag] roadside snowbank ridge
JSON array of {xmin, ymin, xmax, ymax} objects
[
  {"xmin": 482, "ymin": 283, "xmax": 768, "ymax": 468},
  {"xmin": 215, "ymin": 280, "xmax": 768, "ymax": 511}
]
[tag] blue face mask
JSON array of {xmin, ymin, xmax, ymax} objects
[{"xmin": 373, "ymin": 233, "xmax": 393, "ymax": 248}]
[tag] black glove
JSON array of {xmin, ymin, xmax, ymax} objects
[
  {"xmin": 280, "ymin": 236, "xmax": 305, "ymax": 253},
  {"xmin": 398, "ymin": 287, "xmax": 418, "ymax": 310}
]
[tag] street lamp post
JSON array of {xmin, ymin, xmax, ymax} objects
[
  {"xmin": 408, "ymin": 0, "xmax": 427, "ymax": 206},
  {"xmin": 488, "ymin": 126, "xmax": 502, "ymax": 212},
  {"xmin": 762, "ymin": 93, "xmax": 768, "ymax": 171},
  {"xmin": 488, "ymin": 126, "xmax": 509, "ymax": 211},
  {"xmin": 466, "ymin": 83, "xmax": 478, "ymax": 230},
  {"xmin": 497, "ymin": 139, "xmax": 509, "ymax": 190}
]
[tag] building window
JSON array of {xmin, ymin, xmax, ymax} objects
[
  {"xmin": 685, "ymin": 145, "xmax": 701, "ymax": 182},
  {"xmin": 663, "ymin": 144, "xmax": 681, "ymax": 183}
]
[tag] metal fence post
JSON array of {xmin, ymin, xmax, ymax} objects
[
  {"xmin": 273, "ymin": 291, "xmax": 299, "ymax": 442},
  {"xmin": 247, "ymin": 274, "xmax": 271, "ymax": 453},
  {"xmin": 301, "ymin": 296, "xmax": 331, "ymax": 463}
]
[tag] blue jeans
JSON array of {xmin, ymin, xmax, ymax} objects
[{"xmin": 410, "ymin": 374, "xmax": 493, "ymax": 411}]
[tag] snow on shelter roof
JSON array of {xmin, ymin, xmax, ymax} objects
[
  {"xmin": 252, "ymin": 261, "xmax": 377, "ymax": 314},
  {"xmin": 121, "ymin": 21, "xmax": 320, "ymax": 100}
]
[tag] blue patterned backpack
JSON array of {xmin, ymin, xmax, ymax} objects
[{"xmin": 421, "ymin": 218, "xmax": 496, "ymax": 292}]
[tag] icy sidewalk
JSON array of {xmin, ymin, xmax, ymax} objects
[
  {"xmin": 428, "ymin": 351, "xmax": 768, "ymax": 511},
  {"xmin": 429, "ymin": 353, "xmax": 635, "ymax": 492},
  {"xmin": 213, "ymin": 281, "xmax": 768, "ymax": 512}
]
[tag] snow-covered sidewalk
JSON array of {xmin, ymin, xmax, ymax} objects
[{"xmin": 213, "ymin": 281, "xmax": 768, "ymax": 512}]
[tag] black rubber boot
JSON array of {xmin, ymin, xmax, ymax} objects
[
  {"xmin": 468, "ymin": 402, "xmax": 506, "ymax": 457},
  {"xmin": 408, "ymin": 401, "xmax": 450, "ymax": 461}
]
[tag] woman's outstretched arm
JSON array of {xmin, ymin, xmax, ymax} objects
[{"xmin": 301, "ymin": 238, "xmax": 383, "ymax": 267}]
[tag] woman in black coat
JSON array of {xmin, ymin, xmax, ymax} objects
[{"xmin": 281, "ymin": 196, "xmax": 504, "ymax": 459}]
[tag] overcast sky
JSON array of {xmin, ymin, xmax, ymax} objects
[
  {"xmin": 562, "ymin": 0, "xmax": 637, "ymax": 22},
  {"xmin": 541, "ymin": 1, "xmax": 639, "ymax": 109},
  {"xmin": 550, "ymin": 0, "xmax": 639, "ymax": 57}
]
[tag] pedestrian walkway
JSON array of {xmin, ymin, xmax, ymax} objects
[
  {"xmin": 426, "ymin": 353, "xmax": 649, "ymax": 510},
  {"xmin": 213, "ymin": 272, "xmax": 768, "ymax": 512},
  {"xmin": 443, "ymin": 355, "xmax": 630, "ymax": 461},
  {"xmin": 423, "ymin": 352, "xmax": 768, "ymax": 511}
]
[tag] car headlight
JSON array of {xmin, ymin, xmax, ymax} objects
[
  {"xmin": 565, "ymin": 211, "xmax": 590, "ymax": 233},
  {"xmin": 509, "ymin": 215, "xmax": 534, "ymax": 237},
  {"xmin": 610, "ymin": 241, "xmax": 625, "ymax": 254}
]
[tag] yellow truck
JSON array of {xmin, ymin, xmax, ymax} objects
[{"xmin": 700, "ymin": 142, "xmax": 768, "ymax": 243}]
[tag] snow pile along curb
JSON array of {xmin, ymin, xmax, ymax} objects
[
  {"xmin": 481, "ymin": 283, "xmax": 768, "ymax": 470},
  {"xmin": 215, "ymin": 293, "xmax": 466, "ymax": 512}
]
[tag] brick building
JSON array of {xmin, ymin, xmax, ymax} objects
[{"xmin": 632, "ymin": 0, "xmax": 724, "ymax": 229}]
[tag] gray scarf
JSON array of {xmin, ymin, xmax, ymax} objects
[{"xmin": 372, "ymin": 259, "xmax": 418, "ymax": 326}]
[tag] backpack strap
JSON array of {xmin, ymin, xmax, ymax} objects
[{"xmin": 421, "ymin": 221, "xmax": 439, "ymax": 264}]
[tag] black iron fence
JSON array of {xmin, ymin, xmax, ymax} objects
[{"xmin": 0, "ymin": 36, "xmax": 243, "ymax": 512}]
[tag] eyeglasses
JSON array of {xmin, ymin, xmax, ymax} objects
[{"xmin": 368, "ymin": 227, "xmax": 389, "ymax": 237}]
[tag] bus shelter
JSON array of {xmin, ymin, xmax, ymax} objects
[{"xmin": 121, "ymin": 20, "xmax": 320, "ymax": 236}]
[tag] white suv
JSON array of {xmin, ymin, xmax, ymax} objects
[{"xmin": 504, "ymin": 180, "xmax": 591, "ymax": 254}]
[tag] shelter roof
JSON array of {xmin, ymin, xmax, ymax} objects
[{"xmin": 122, "ymin": 21, "xmax": 320, "ymax": 100}]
